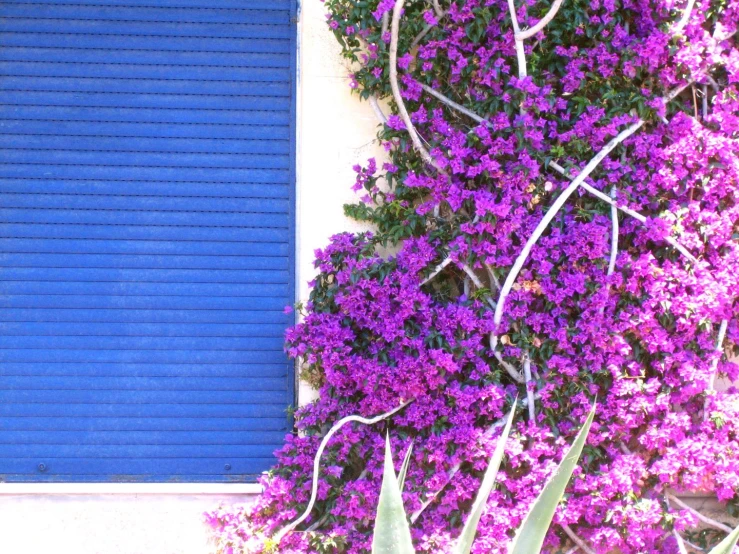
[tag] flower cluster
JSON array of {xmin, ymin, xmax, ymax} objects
[{"xmin": 208, "ymin": 0, "xmax": 739, "ymax": 552}]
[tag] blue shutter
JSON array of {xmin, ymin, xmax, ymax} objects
[{"xmin": 0, "ymin": 0, "xmax": 296, "ymax": 482}]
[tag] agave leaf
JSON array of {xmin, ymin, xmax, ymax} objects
[
  {"xmin": 707, "ymin": 524, "xmax": 739, "ymax": 554},
  {"xmin": 371, "ymin": 433, "xmax": 415, "ymax": 554},
  {"xmin": 398, "ymin": 440, "xmax": 414, "ymax": 493},
  {"xmin": 453, "ymin": 400, "xmax": 518, "ymax": 554},
  {"xmin": 508, "ymin": 404, "xmax": 596, "ymax": 554}
]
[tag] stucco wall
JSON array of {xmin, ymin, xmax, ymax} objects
[{"xmin": 0, "ymin": 0, "xmax": 382, "ymax": 551}]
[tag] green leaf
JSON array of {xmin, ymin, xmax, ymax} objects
[
  {"xmin": 453, "ymin": 400, "xmax": 517, "ymax": 554},
  {"xmin": 508, "ymin": 404, "xmax": 597, "ymax": 554},
  {"xmin": 707, "ymin": 524, "xmax": 739, "ymax": 554},
  {"xmin": 371, "ymin": 433, "xmax": 415, "ymax": 554},
  {"xmin": 397, "ymin": 440, "xmax": 414, "ymax": 493}
]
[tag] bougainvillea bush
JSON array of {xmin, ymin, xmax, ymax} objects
[{"xmin": 207, "ymin": 0, "xmax": 739, "ymax": 551}]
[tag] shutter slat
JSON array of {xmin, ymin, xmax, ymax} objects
[
  {"xmin": 0, "ymin": 417, "xmax": 289, "ymax": 431},
  {"xmin": 0, "ymin": 430, "xmax": 288, "ymax": 445},
  {"xmin": 0, "ymin": 310, "xmax": 291, "ymax": 325}
]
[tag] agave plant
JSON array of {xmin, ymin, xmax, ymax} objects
[{"xmin": 371, "ymin": 404, "xmax": 739, "ymax": 554}]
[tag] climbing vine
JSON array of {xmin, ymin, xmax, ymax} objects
[{"xmin": 207, "ymin": 0, "xmax": 739, "ymax": 552}]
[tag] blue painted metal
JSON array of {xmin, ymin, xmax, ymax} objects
[{"xmin": 0, "ymin": 0, "xmax": 297, "ymax": 482}]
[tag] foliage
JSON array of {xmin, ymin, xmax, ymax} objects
[{"xmin": 206, "ymin": 0, "xmax": 739, "ymax": 551}]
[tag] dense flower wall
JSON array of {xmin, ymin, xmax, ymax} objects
[{"xmin": 208, "ymin": 0, "xmax": 739, "ymax": 551}]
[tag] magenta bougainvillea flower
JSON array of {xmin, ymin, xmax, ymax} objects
[{"xmin": 207, "ymin": 0, "xmax": 739, "ymax": 552}]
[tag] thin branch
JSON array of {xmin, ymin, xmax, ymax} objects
[
  {"xmin": 410, "ymin": 397, "xmax": 535, "ymax": 522},
  {"xmin": 516, "ymin": 0, "xmax": 564, "ymax": 40},
  {"xmin": 369, "ymin": 94, "xmax": 388, "ymax": 124},
  {"xmin": 273, "ymin": 400, "xmax": 414, "ymax": 544},
  {"xmin": 493, "ymin": 121, "xmax": 645, "ymax": 330},
  {"xmin": 672, "ymin": 0, "xmax": 696, "ymax": 35},
  {"xmin": 565, "ymin": 548, "xmax": 580, "ymax": 554},
  {"xmin": 506, "ymin": 0, "xmax": 528, "ymax": 78},
  {"xmin": 461, "ymin": 263, "xmax": 485, "ymax": 289},
  {"xmin": 666, "ymin": 494, "xmax": 733, "ymax": 534},
  {"xmin": 547, "ymin": 161, "xmax": 698, "ymax": 264},
  {"xmin": 381, "ymin": 11, "xmax": 389, "ymax": 36},
  {"xmin": 704, "ymin": 318, "xmax": 729, "ymax": 418},
  {"xmin": 673, "ymin": 529, "xmax": 690, "ymax": 554},
  {"xmin": 561, "ymin": 524, "xmax": 597, "ymax": 554},
  {"xmin": 389, "ymin": 0, "xmax": 445, "ymax": 173},
  {"xmin": 523, "ymin": 353, "xmax": 536, "ymax": 422},
  {"xmin": 607, "ymin": 186, "xmax": 619, "ymax": 276},
  {"xmin": 417, "ymin": 82, "xmax": 487, "ymax": 124},
  {"xmin": 484, "ymin": 263, "xmax": 502, "ymax": 292},
  {"xmin": 702, "ymin": 84, "xmax": 708, "ymax": 119},
  {"xmin": 490, "ymin": 333, "xmax": 525, "ymax": 382},
  {"xmin": 411, "ymin": 23, "xmax": 436, "ymax": 48},
  {"xmin": 421, "ymin": 256, "xmax": 453, "ymax": 285},
  {"xmin": 431, "ymin": 0, "xmax": 445, "ymax": 18}
]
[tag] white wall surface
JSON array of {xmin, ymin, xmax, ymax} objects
[{"xmin": 0, "ymin": 0, "xmax": 383, "ymax": 551}]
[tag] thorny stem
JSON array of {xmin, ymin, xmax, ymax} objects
[
  {"xmin": 272, "ymin": 400, "xmax": 414, "ymax": 544},
  {"xmin": 561, "ymin": 524, "xmax": 597, "ymax": 554},
  {"xmin": 547, "ymin": 161, "xmax": 698, "ymax": 264},
  {"xmin": 704, "ymin": 318, "xmax": 729, "ymax": 418},
  {"xmin": 389, "ymin": 0, "xmax": 446, "ymax": 174},
  {"xmin": 492, "ymin": 121, "xmax": 645, "ymax": 333},
  {"xmin": 666, "ymin": 494, "xmax": 734, "ymax": 534}
]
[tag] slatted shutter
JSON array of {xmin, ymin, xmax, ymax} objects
[{"xmin": 0, "ymin": 0, "xmax": 296, "ymax": 482}]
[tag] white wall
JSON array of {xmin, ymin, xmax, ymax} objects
[{"xmin": 0, "ymin": 1, "xmax": 383, "ymax": 552}]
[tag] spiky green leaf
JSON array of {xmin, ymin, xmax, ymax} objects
[
  {"xmin": 508, "ymin": 404, "xmax": 596, "ymax": 554},
  {"xmin": 371, "ymin": 433, "xmax": 415, "ymax": 554},
  {"xmin": 398, "ymin": 440, "xmax": 414, "ymax": 493},
  {"xmin": 453, "ymin": 400, "xmax": 518, "ymax": 554},
  {"xmin": 707, "ymin": 524, "xmax": 739, "ymax": 554}
]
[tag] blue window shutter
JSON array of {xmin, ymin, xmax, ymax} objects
[{"xmin": 0, "ymin": 0, "xmax": 297, "ymax": 482}]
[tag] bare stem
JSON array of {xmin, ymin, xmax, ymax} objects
[
  {"xmin": 431, "ymin": 0, "xmax": 445, "ymax": 18},
  {"xmin": 490, "ymin": 333, "xmax": 525, "ymax": 383},
  {"xmin": 673, "ymin": 529, "xmax": 690, "ymax": 554},
  {"xmin": 381, "ymin": 11, "xmax": 389, "ymax": 36},
  {"xmin": 461, "ymin": 263, "xmax": 485, "ymax": 289},
  {"xmin": 273, "ymin": 400, "xmax": 414, "ymax": 544},
  {"xmin": 421, "ymin": 256, "xmax": 453, "ymax": 285},
  {"xmin": 672, "ymin": 0, "xmax": 696, "ymax": 35},
  {"xmin": 369, "ymin": 95, "xmax": 388, "ymax": 124},
  {"xmin": 411, "ymin": 397, "xmax": 534, "ymax": 522},
  {"xmin": 516, "ymin": 0, "xmax": 564, "ymax": 40},
  {"xmin": 561, "ymin": 524, "xmax": 597, "ymax": 554},
  {"xmin": 704, "ymin": 318, "xmax": 729, "ymax": 418},
  {"xmin": 506, "ymin": 0, "xmax": 528, "ymax": 78},
  {"xmin": 523, "ymin": 353, "xmax": 536, "ymax": 421},
  {"xmin": 666, "ymin": 494, "xmax": 733, "ymax": 534},
  {"xmin": 607, "ymin": 186, "xmax": 619, "ymax": 276},
  {"xmin": 484, "ymin": 263, "xmax": 502, "ymax": 291},
  {"xmin": 547, "ymin": 161, "xmax": 698, "ymax": 264},
  {"xmin": 418, "ymin": 82, "xmax": 487, "ymax": 124},
  {"xmin": 389, "ymin": 0, "xmax": 445, "ymax": 173},
  {"xmin": 493, "ymin": 121, "xmax": 644, "ymax": 330}
]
